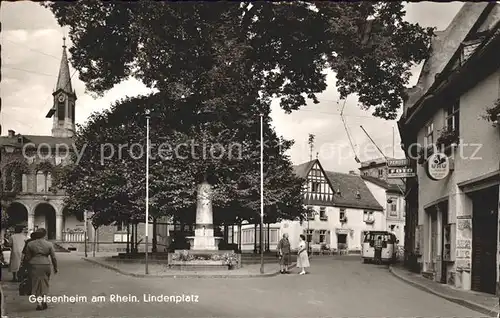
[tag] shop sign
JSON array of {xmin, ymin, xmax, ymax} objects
[
  {"xmin": 426, "ymin": 153, "xmax": 450, "ymax": 180},
  {"xmin": 387, "ymin": 159, "xmax": 416, "ymax": 178},
  {"xmin": 387, "ymin": 167, "xmax": 415, "ymax": 178}
]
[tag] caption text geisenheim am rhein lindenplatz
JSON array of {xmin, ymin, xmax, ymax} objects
[{"xmin": 29, "ymin": 294, "xmax": 200, "ymax": 304}]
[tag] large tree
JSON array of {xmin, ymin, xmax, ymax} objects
[
  {"xmin": 43, "ymin": 1, "xmax": 433, "ymax": 119},
  {"xmin": 61, "ymin": 94, "xmax": 306, "ymax": 226},
  {"xmin": 44, "ymin": 1, "xmax": 433, "ymax": 228}
]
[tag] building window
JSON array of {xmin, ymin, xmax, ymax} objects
[
  {"xmin": 311, "ymin": 182, "xmax": 320, "ymax": 192},
  {"xmin": 57, "ymin": 101, "xmax": 65, "ymax": 120},
  {"xmin": 319, "ymin": 230, "xmax": 326, "ymax": 243},
  {"xmin": 307, "ymin": 207, "xmax": 315, "ymax": 220},
  {"xmin": 445, "ymin": 101, "xmax": 460, "ymax": 133},
  {"xmin": 242, "ymin": 229, "xmax": 254, "ymax": 244},
  {"xmin": 460, "ymin": 38, "xmax": 483, "ymax": 64},
  {"xmin": 339, "ymin": 208, "xmax": 346, "ymax": 221},
  {"xmin": 116, "ymin": 221, "xmax": 125, "ymax": 231},
  {"xmin": 363, "ymin": 210, "xmax": 374, "ymax": 223},
  {"xmin": 270, "ymin": 229, "xmax": 279, "ymax": 244},
  {"xmin": 425, "ymin": 122, "xmax": 434, "ymax": 146},
  {"xmin": 378, "ymin": 169, "xmax": 383, "ymax": 178},
  {"xmin": 306, "ymin": 229, "xmax": 313, "ymax": 243},
  {"xmin": 319, "ymin": 207, "xmax": 327, "ymax": 221},
  {"xmin": 114, "ymin": 233, "xmax": 130, "ymax": 243},
  {"xmin": 71, "ymin": 103, "xmax": 75, "ymax": 123},
  {"xmin": 21, "ymin": 174, "xmax": 28, "ymax": 192},
  {"xmin": 36, "ymin": 171, "xmax": 52, "ymax": 192},
  {"xmin": 388, "ymin": 198, "xmax": 397, "ymax": 216}
]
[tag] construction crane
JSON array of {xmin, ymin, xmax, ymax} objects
[
  {"xmin": 339, "ymin": 98, "xmax": 360, "ymax": 163},
  {"xmin": 359, "ymin": 125, "xmax": 408, "ymax": 198}
]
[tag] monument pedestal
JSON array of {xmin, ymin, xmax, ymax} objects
[{"xmin": 192, "ymin": 227, "xmax": 217, "ymax": 250}]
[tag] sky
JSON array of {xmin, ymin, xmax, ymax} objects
[{"xmin": 0, "ymin": 2, "xmax": 464, "ymax": 173}]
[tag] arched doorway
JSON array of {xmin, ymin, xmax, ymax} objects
[
  {"xmin": 4, "ymin": 202, "xmax": 28, "ymax": 229},
  {"xmin": 34, "ymin": 203, "xmax": 57, "ymax": 240}
]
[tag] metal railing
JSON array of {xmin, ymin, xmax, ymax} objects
[{"xmin": 62, "ymin": 231, "xmax": 85, "ymax": 242}]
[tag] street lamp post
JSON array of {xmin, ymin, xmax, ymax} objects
[
  {"xmin": 145, "ymin": 109, "xmax": 150, "ymax": 275},
  {"xmin": 84, "ymin": 210, "xmax": 88, "ymax": 258},
  {"xmin": 260, "ymin": 114, "xmax": 264, "ymax": 274}
]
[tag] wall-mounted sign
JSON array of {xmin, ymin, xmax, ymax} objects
[
  {"xmin": 456, "ymin": 215, "xmax": 472, "ymax": 271},
  {"xmin": 387, "ymin": 167, "xmax": 416, "ymax": 178},
  {"xmin": 387, "ymin": 159, "xmax": 410, "ymax": 166},
  {"xmin": 387, "ymin": 159, "xmax": 416, "ymax": 178},
  {"xmin": 426, "ymin": 153, "xmax": 450, "ymax": 180}
]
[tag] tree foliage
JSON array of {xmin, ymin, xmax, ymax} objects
[
  {"xmin": 61, "ymin": 94, "xmax": 306, "ymax": 226},
  {"xmin": 42, "ymin": 1, "xmax": 433, "ymax": 119},
  {"xmin": 43, "ymin": 1, "xmax": 435, "ymax": 227}
]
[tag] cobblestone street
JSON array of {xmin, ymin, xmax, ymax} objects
[{"xmin": 2, "ymin": 254, "xmax": 488, "ymax": 317}]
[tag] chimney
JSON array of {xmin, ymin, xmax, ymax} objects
[
  {"xmin": 349, "ymin": 170, "xmax": 356, "ymax": 175},
  {"xmin": 8, "ymin": 130, "xmax": 15, "ymax": 137}
]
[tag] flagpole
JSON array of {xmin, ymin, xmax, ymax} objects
[
  {"xmin": 84, "ymin": 210, "xmax": 88, "ymax": 258},
  {"xmin": 260, "ymin": 114, "xmax": 264, "ymax": 274},
  {"xmin": 145, "ymin": 109, "xmax": 150, "ymax": 274}
]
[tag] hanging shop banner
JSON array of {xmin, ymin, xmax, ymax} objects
[
  {"xmin": 387, "ymin": 159, "xmax": 416, "ymax": 178},
  {"xmin": 426, "ymin": 153, "xmax": 450, "ymax": 180}
]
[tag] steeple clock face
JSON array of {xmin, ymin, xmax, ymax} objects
[{"xmin": 58, "ymin": 94, "xmax": 66, "ymax": 102}]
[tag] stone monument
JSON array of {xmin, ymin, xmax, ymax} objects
[
  {"xmin": 190, "ymin": 181, "xmax": 221, "ymax": 250},
  {"xmin": 169, "ymin": 180, "xmax": 240, "ymax": 270}
]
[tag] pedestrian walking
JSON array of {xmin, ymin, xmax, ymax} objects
[
  {"xmin": 297, "ymin": 234, "xmax": 310, "ymax": 275},
  {"xmin": 8, "ymin": 225, "xmax": 27, "ymax": 282},
  {"xmin": 277, "ymin": 233, "xmax": 291, "ymax": 274},
  {"xmin": 18, "ymin": 231, "xmax": 41, "ymax": 296},
  {"xmin": 24, "ymin": 228, "xmax": 58, "ymax": 311},
  {"xmin": 374, "ymin": 236, "xmax": 383, "ymax": 264}
]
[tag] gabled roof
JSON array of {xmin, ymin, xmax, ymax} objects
[
  {"xmin": 361, "ymin": 175, "xmax": 405, "ymax": 194},
  {"xmin": 325, "ymin": 171, "xmax": 383, "ymax": 211},
  {"xmin": 292, "ymin": 160, "xmax": 383, "ymax": 211},
  {"xmin": 292, "ymin": 160, "xmax": 316, "ymax": 179},
  {"xmin": 0, "ymin": 134, "xmax": 72, "ymax": 149},
  {"xmin": 405, "ymin": 3, "xmax": 492, "ymax": 110}
]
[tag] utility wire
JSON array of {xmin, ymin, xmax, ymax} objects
[
  {"xmin": 3, "ymin": 38, "xmax": 61, "ymax": 60},
  {"xmin": 359, "ymin": 125, "xmax": 408, "ymax": 198},
  {"xmin": 2, "ymin": 66, "xmax": 57, "ymax": 78}
]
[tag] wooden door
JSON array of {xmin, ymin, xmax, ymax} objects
[{"xmin": 471, "ymin": 187, "xmax": 498, "ymax": 294}]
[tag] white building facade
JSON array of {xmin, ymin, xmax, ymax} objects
[
  {"xmin": 361, "ymin": 175, "xmax": 406, "ymax": 247},
  {"xmin": 399, "ymin": 3, "xmax": 500, "ymax": 295},
  {"xmin": 235, "ymin": 159, "xmax": 385, "ymax": 253}
]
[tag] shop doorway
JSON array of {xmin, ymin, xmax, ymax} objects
[
  {"xmin": 471, "ymin": 186, "xmax": 498, "ymax": 294},
  {"xmin": 337, "ymin": 234, "xmax": 347, "ymax": 252}
]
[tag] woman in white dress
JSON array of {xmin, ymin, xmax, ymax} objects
[{"xmin": 297, "ymin": 234, "xmax": 310, "ymax": 275}]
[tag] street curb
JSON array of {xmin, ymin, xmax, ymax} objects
[
  {"xmin": 389, "ymin": 265, "xmax": 498, "ymax": 317},
  {"xmin": 83, "ymin": 258, "xmax": 296, "ymax": 278}
]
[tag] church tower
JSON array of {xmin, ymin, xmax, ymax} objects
[{"xmin": 46, "ymin": 37, "xmax": 76, "ymax": 137}]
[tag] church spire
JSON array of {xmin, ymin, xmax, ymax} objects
[{"xmin": 55, "ymin": 36, "xmax": 72, "ymax": 92}]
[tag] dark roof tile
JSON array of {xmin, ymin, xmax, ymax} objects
[{"xmin": 292, "ymin": 160, "xmax": 383, "ymax": 211}]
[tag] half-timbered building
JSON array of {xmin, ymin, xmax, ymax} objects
[{"xmin": 235, "ymin": 159, "xmax": 384, "ymax": 253}]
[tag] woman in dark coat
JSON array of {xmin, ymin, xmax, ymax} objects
[
  {"xmin": 17, "ymin": 231, "xmax": 40, "ymax": 289},
  {"xmin": 24, "ymin": 228, "xmax": 58, "ymax": 311}
]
